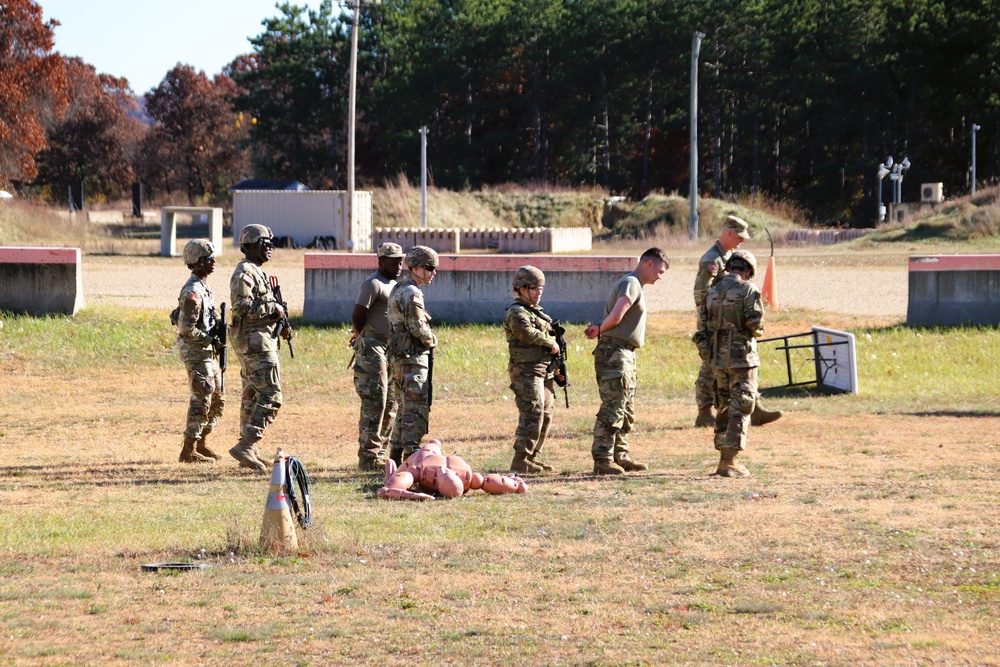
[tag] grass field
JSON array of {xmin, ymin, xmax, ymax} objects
[{"xmin": 1, "ymin": 298, "xmax": 999, "ymax": 666}]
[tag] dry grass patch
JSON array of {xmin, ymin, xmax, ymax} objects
[{"xmin": 1, "ymin": 307, "xmax": 999, "ymax": 665}]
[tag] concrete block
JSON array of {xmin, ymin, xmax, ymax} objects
[
  {"xmin": 86, "ymin": 210, "xmax": 123, "ymax": 224},
  {"xmin": 0, "ymin": 247, "xmax": 84, "ymax": 316},
  {"xmin": 907, "ymin": 255, "xmax": 1000, "ymax": 326},
  {"xmin": 304, "ymin": 253, "xmax": 637, "ymax": 324},
  {"xmin": 161, "ymin": 206, "xmax": 224, "ymax": 257}
]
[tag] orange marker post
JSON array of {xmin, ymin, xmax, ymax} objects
[
  {"xmin": 259, "ymin": 449, "xmax": 298, "ymax": 555},
  {"xmin": 761, "ymin": 255, "xmax": 779, "ymax": 310}
]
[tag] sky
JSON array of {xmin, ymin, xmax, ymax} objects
[{"xmin": 39, "ymin": 0, "xmax": 326, "ymax": 95}]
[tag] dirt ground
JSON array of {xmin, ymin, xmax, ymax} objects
[{"xmin": 81, "ymin": 245, "xmax": 909, "ymax": 317}]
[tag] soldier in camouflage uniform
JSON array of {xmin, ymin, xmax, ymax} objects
[
  {"xmin": 387, "ymin": 245, "xmax": 439, "ymax": 464},
  {"xmin": 584, "ymin": 248, "xmax": 670, "ymax": 475},
  {"xmin": 701, "ymin": 250, "xmax": 763, "ymax": 477},
  {"xmin": 175, "ymin": 239, "xmax": 225, "ymax": 463},
  {"xmin": 350, "ymin": 242, "xmax": 404, "ymax": 471},
  {"xmin": 228, "ymin": 224, "xmax": 292, "ymax": 473},
  {"xmin": 504, "ymin": 266, "xmax": 562, "ymax": 475},
  {"xmin": 692, "ymin": 215, "xmax": 781, "ymax": 429}
]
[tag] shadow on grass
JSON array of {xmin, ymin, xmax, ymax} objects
[{"xmin": 905, "ymin": 410, "xmax": 1000, "ymax": 418}]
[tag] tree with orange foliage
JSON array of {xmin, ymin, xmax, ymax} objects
[
  {"xmin": 140, "ymin": 64, "xmax": 246, "ymax": 204},
  {"xmin": 35, "ymin": 57, "xmax": 145, "ymax": 201},
  {"xmin": 0, "ymin": 0, "xmax": 69, "ymax": 185}
]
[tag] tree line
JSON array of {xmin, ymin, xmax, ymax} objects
[{"xmin": 2, "ymin": 0, "xmax": 998, "ymax": 224}]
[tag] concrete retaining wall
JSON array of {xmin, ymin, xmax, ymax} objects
[
  {"xmin": 785, "ymin": 229, "xmax": 876, "ymax": 244},
  {"xmin": 907, "ymin": 255, "xmax": 1000, "ymax": 326},
  {"xmin": 0, "ymin": 247, "xmax": 84, "ymax": 316},
  {"xmin": 371, "ymin": 226, "xmax": 592, "ymax": 254},
  {"xmin": 304, "ymin": 253, "xmax": 636, "ymax": 324}
]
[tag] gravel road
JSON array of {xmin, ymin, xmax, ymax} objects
[{"xmin": 81, "ymin": 250, "xmax": 908, "ymax": 317}]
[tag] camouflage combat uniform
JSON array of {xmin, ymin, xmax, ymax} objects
[
  {"xmin": 504, "ymin": 299, "xmax": 558, "ymax": 461},
  {"xmin": 230, "ymin": 258, "xmax": 284, "ymax": 449},
  {"xmin": 702, "ymin": 272, "xmax": 764, "ymax": 451},
  {"xmin": 176, "ymin": 273, "xmax": 225, "ymax": 441},
  {"xmin": 591, "ymin": 272, "xmax": 647, "ymax": 465},
  {"xmin": 387, "ymin": 274, "xmax": 436, "ymax": 459},
  {"xmin": 693, "ymin": 240, "xmax": 731, "ymax": 412},
  {"xmin": 353, "ymin": 270, "xmax": 399, "ymax": 465}
]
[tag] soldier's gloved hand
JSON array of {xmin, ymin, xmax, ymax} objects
[
  {"xmin": 274, "ymin": 303, "xmax": 287, "ymax": 320},
  {"xmin": 428, "ymin": 333, "xmax": 438, "ymax": 349},
  {"xmin": 550, "ymin": 343, "xmax": 560, "ymax": 355}
]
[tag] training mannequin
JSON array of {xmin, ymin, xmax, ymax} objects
[{"xmin": 377, "ymin": 440, "xmax": 528, "ymax": 501}]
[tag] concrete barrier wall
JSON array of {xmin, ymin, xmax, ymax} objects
[
  {"xmin": 304, "ymin": 253, "xmax": 636, "ymax": 324},
  {"xmin": 907, "ymin": 255, "xmax": 1000, "ymax": 326},
  {"xmin": 0, "ymin": 247, "xmax": 84, "ymax": 316},
  {"xmin": 371, "ymin": 227, "xmax": 592, "ymax": 254},
  {"xmin": 785, "ymin": 229, "xmax": 876, "ymax": 244},
  {"xmin": 371, "ymin": 228, "xmax": 461, "ymax": 253}
]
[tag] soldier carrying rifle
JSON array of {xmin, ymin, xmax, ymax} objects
[
  {"xmin": 228, "ymin": 224, "xmax": 293, "ymax": 473},
  {"xmin": 174, "ymin": 239, "xmax": 226, "ymax": 464},
  {"xmin": 503, "ymin": 265, "xmax": 563, "ymax": 475}
]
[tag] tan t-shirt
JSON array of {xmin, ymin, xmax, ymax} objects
[
  {"xmin": 601, "ymin": 272, "xmax": 646, "ymax": 348},
  {"xmin": 355, "ymin": 271, "xmax": 395, "ymax": 336}
]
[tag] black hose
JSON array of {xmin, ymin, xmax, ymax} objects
[{"xmin": 285, "ymin": 457, "xmax": 312, "ymax": 529}]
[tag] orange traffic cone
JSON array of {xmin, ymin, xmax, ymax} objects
[
  {"xmin": 259, "ymin": 449, "xmax": 298, "ymax": 555},
  {"xmin": 761, "ymin": 255, "xmax": 779, "ymax": 310}
]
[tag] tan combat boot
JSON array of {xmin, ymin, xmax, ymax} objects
[
  {"xmin": 750, "ymin": 402, "xmax": 783, "ymax": 427},
  {"xmin": 510, "ymin": 451, "xmax": 545, "ymax": 474},
  {"xmin": 358, "ymin": 457, "xmax": 387, "ymax": 472},
  {"xmin": 593, "ymin": 459, "xmax": 626, "ymax": 476},
  {"xmin": 615, "ymin": 455, "xmax": 648, "ymax": 472},
  {"xmin": 715, "ymin": 448, "xmax": 750, "ymax": 477},
  {"xmin": 179, "ymin": 436, "xmax": 214, "ymax": 463},
  {"xmin": 228, "ymin": 439, "xmax": 268, "ymax": 472},
  {"xmin": 195, "ymin": 434, "xmax": 221, "ymax": 461},
  {"xmin": 694, "ymin": 406, "xmax": 716, "ymax": 428},
  {"xmin": 527, "ymin": 451, "xmax": 556, "ymax": 474}
]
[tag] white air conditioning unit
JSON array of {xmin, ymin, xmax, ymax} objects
[{"xmin": 921, "ymin": 182, "xmax": 944, "ymax": 203}]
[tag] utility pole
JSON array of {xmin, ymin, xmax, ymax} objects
[
  {"xmin": 972, "ymin": 123, "xmax": 981, "ymax": 195},
  {"xmin": 689, "ymin": 31, "xmax": 705, "ymax": 241},
  {"xmin": 345, "ymin": 0, "xmax": 380, "ymax": 251},
  {"xmin": 420, "ymin": 126, "xmax": 428, "ymax": 229}
]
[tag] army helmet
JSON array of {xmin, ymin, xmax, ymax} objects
[
  {"xmin": 405, "ymin": 245, "xmax": 439, "ymax": 270},
  {"xmin": 183, "ymin": 239, "xmax": 215, "ymax": 265},
  {"xmin": 238, "ymin": 224, "xmax": 274, "ymax": 245},
  {"xmin": 726, "ymin": 249, "xmax": 757, "ymax": 278},
  {"xmin": 512, "ymin": 265, "xmax": 545, "ymax": 289}
]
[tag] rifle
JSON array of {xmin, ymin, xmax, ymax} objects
[
  {"xmin": 214, "ymin": 302, "xmax": 228, "ymax": 392},
  {"xmin": 268, "ymin": 275, "xmax": 294, "ymax": 358},
  {"xmin": 427, "ymin": 346, "xmax": 434, "ymax": 409},
  {"xmin": 547, "ymin": 320, "xmax": 570, "ymax": 408}
]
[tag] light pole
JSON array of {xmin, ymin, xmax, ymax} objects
[
  {"xmin": 877, "ymin": 162, "xmax": 890, "ymax": 222},
  {"xmin": 345, "ymin": 0, "xmax": 380, "ymax": 251},
  {"xmin": 689, "ymin": 31, "xmax": 705, "ymax": 241},
  {"xmin": 972, "ymin": 123, "xmax": 981, "ymax": 195},
  {"xmin": 886, "ymin": 156, "xmax": 909, "ymax": 205},
  {"xmin": 896, "ymin": 157, "xmax": 910, "ymax": 203},
  {"xmin": 419, "ymin": 126, "xmax": 428, "ymax": 229}
]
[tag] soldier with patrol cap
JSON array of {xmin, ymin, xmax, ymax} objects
[
  {"xmin": 350, "ymin": 242, "xmax": 405, "ymax": 471},
  {"xmin": 692, "ymin": 215, "xmax": 781, "ymax": 429},
  {"xmin": 701, "ymin": 249, "xmax": 763, "ymax": 477},
  {"xmin": 175, "ymin": 239, "xmax": 225, "ymax": 463},
  {"xmin": 228, "ymin": 224, "xmax": 292, "ymax": 472},
  {"xmin": 386, "ymin": 245, "xmax": 438, "ymax": 464},
  {"xmin": 504, "ymin": 265, "xmax": 561, "ymax": 474}
]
